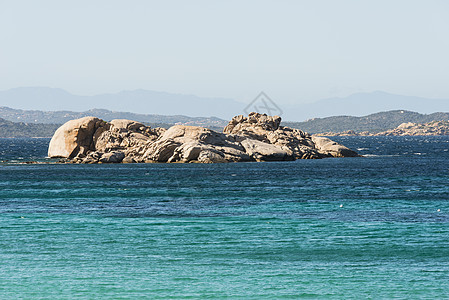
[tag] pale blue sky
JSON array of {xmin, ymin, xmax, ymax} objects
[{"xmin": 1, "ymin": 0, "xmax": 449, "ymax": 105}]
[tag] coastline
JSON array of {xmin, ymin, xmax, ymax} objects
[{"xmin": 316, "ymin": 120, "xmax": 449, "ymax": 137}]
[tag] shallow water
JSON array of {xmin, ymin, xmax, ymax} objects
[{"xmin": 1, "ymin": 137, "xmax": 448, "ymax": 298}]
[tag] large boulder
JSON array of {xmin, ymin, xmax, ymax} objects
[
  {"xmin": 222, "ymin": 112, "xmax": 323, "ymax": 159},
  {"xmin": 240, "ymin": 139, "xmax": 294, "ymax": 161},
  {"xmin": 143, "ymin": 125, "xmax": 249, "ymax": 163},
  {"xmin": 48, "ymin": 117, "xmax": 108, "ymax": 158},
  {"xmin": 311, "ymin": 136, "xmax": 359, "ymax": 157},
  {"xmin": 92, "ymin": 119, "xmax": 163, "ymax": 163},
  {"xmin": 224, "ymin": 112, "xmax": 281, "ymax": 135},
  {"xmin": 99, "ymin": 151, "xmax": 125, "ymax": 163}
]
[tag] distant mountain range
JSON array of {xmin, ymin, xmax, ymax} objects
[
  {"xmin": 2, "ymin": 109, "xmax": 449, "ymax": 138},
  {"xmin": 285, "ymin": 91, "xmax": 449, "ymax": 121},
  {"xmin": 2, "ymin": 87, "xmax": 449, "ymax": 122},
  {"xmin": 2, "ymin": 86, "xmax": 449, "ymax": 137},
  {"xmin": 283, "ymin": 110, "xmax": 449, "ymax": 134},
  {"xmin": 0, "ymin": 87, "xmax": 244, "ymax": 120}
]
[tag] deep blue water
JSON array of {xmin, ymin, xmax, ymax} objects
[{"xmin": 1, "ymin": 137, "xmax": 449, "ymax": 298}]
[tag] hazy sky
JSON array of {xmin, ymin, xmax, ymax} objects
[{"xmin": 1, "ymin": 0, "xmax": 449, "ymax": 105}]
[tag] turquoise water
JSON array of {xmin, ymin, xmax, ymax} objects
[{"xmin": 1, "ymin": 137, "xmax": 449, "ymax": 298}]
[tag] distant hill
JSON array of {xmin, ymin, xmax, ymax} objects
[
  {"xmin": 282, "ymin": 91, "xmax": 449, "ymax": 121},
  {"xmin": 3, "ymin": 109, "xmax": 449, "ymax": 138},
  {"xmin": 283, "ymin": 110, "xmax": 449, "ymax": 134},
  {"xmin": 0, "ymin": 87, "xmax": 244, "ymax": 120},
  {"xmin": 3, "ymin": 87, "xmax": 449, "ymax": 123},
  {"xmin": 0, "ymin": 107, "xmax": 229, "ymax": 137},
  {"xmin": 0, "ymin": 118, "xmax": 59, "ymax": 138},
  {"xmin": 0, "ymin": 106, "xmax": 229, "ymax": 128}
]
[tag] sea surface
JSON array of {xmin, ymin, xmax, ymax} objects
[{"xmin": 1, "ymin": 137, "xmax": 449, "ymax": 299}]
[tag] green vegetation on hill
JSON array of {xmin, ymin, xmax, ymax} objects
[
  {"xmin": 0, "ymin": 118, "xmax": 60, "ymax": 138},
  {"xmin": 0, "ymin": 119, "xmax": 224, "ymax": 138},
  {"xmin": 283, "ymin": 110, "xmax": 449, "ymax": 134},
  {"xmin": 3, "ymin": 109, "xmax": 449, "ymax": 138},
  {"xmin": 0, "ymin": 106, "xmax": 228, "ymax": 127}
]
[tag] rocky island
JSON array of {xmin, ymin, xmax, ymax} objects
[
  {"xmin": 48, "ymin": 112, "xmax": 359, "ymax": 163},
  {"xmin": 317, "ymin": 120, "xmax": 449, "ymax": 137}
]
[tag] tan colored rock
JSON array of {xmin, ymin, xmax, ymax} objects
[
  {"xmin": 197, "ymin": 149, "xmax": 228, "ymax": 163},
  {"xmin": 48, "ymin": 112, "xmax": 359, "ymax": 163},
  {"xmin": 240, "ymin": 139, "xmax": 294, "ymax": 161},
  {"xmin": 311, "ymin": 136, "xmax": 359, "ymax": 157},
  {"xmin": 143, "ymin": 125, "xmax": 247, "ymax": 163},
  {"xmin": 122, "ymin": 156, "xmax": 136, "ymax": 163},
  {"xmin": 224, "ymin": 112, "xmax": 281, "ymax": 135},
  {"xmin": 48, "ymin": 117, "xmax": 108, "ymax": 158},
  {"xmin": 375, "ymin": 120, "xmax": 449, "ymax": 136},
  {"xmin": 93, "ymin": 120, "xmax": 162, "ymax": 163},
  {"xmin": 110, "ymin": 119, "xmax": 145, "ymax": 131},
  {"xmin": 99, "ymin": 151, "xmax": 125, "ymax": 163},
  {"xmin": 397, "ymin": 122, "xmax": 416, "ymax": 129},
  {"xmin": 223, "ymin": 112, "xmax": 323, "ymax": 159},
  {"xmin": 316, "ymin": 120, "xmax": 449, "ymax": 136}
]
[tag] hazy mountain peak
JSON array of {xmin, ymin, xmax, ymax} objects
[
  {"xmin": 2, "ymin": 87, "xmax": 449, "ymax": 122},
  {"xmin": 0, "ymin": 87, "xmax": 245, "ymax": 119},
  {"xmin": 283, "ymin": 91, "xmax": 449, "ymax": 121},
  {"xmin": 6, "ymin": 86, "xmax": 75, "ymax": 96}
]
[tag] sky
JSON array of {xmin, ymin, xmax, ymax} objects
[{"xmin": 1, "ymin": 0, "xmax": 449, "ymax": 106}]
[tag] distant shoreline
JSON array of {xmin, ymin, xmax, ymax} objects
[
  {"xmin": 315, "ymin": 120, "xmax": 449, "ymax": 137},
  {"xmin": 2, "ymin": 107, "xmax": 449, "ymax": 138}
]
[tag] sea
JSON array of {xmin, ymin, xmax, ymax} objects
[{"xmin": 0, "ymin": 136, "xmax": 448, "ymax": 299}]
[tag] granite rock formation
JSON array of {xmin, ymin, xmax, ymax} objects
[
  {"xmin": 316, "ymin": 120, "xmax": 449, "ymax": 137},
  {"xmin": 47, "ymin": 117, "xmax": 109, "ymax": 158},
  {"xmin": 48, "ymin": 112, "xmax": 359, "ymax": 163},
  {"xmin": 377, "ymin": 121, "xmax": 449, "ymax": 136}
]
